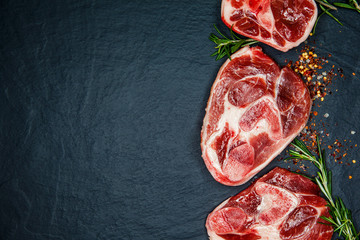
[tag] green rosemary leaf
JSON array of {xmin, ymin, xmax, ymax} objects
[
  {"xmin": 320, "ymin": 4, "xmax": 344, "ymax": 25},
  {"xmin": 288, "ymin": 137, "xmax": 359, "ymax": 239},
  {"xmin": 316, "ymin": 0, "xmax": 338, "ymax": 9},
  {"xmin": 320, "ymin": 216, "xmax": 337, "ymax": 225},
  {"xmin": 214, "ymin": 24, "xmax": 228, "ymax": 39},
  {"xmin": 328, "ymin": 170, "xmax": 332, "ymax": 195},
  {"xmin": 217, "ymin": 51, "xmax": 228, "ymax": 61},
  {"xmin": 335, "ymin": 0, "xmax": 360, "ymax": 13},
  {"xmin": 229, "ymin": 26, "xmax": 239, "ymax": 40},
  {"xmin": 334, "ymin": 2, "xmax": 357, "ymax": 9},
  {"xmin": 231, "ymin": 42, "xmax": 242, "ymax": 53},
  {"xmin": 209, "ymin": 25, "xmax": 258, "ymax": 61}
]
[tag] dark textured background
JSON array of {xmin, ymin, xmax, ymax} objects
[{"xmin": 1, "ymin": 1, "xmax": 359, "ymax": 239}]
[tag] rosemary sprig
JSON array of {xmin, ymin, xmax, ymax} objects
[
  {"xmin": 209, "ymin": 25, "xmax": 258, "ymax": 60},
  {"xmin": 316, "ymin": 0, "xmax": 338, "ymax": 10},
  {"xmin": 334, "ymin": 0, "xmax": 360, "ymax": 13},
  {"xmin": 313, "ymin": 0, "xmax": 360, "ymax": 34},
  {"xmin": 312, "ymin": 0, "xmax": 343, "ymax": 35},
  {"xmin": 287, "ymin": 137, "xmax": 359, "ymax": 240}
]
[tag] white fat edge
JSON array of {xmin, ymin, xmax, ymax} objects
[
  {"xmin": 202, "ymin": 46, "xmax": 253, "ymax": 141},
  {"xmin": 231, "ymin": 45, "xmax": 252, "ymax": 59},
  {"xmin": 218, "ymin": 95, "xmax": 246, "ymax": 135},
  {"xmin": 208, "ymin": 231, "xmax": 226, "ymax": 240},
  {"xmin": 255, "ymin": 183, "xmax": 299, "ymax": 221},
  {"xmin": 203, "ymin": 72, "xmax": 255, "ymax": 160},
  {"xmin": 274, "ymin": 68, "xmax": 283, "ymax": 100},
  {"xmin": 209, "ymin": 220, "xmax": 280, "ymax": 240},
  {"xmin": 204, "ymin": 80, "xmax": 272, "ymax": 165},
  {"xmin": 204, "ymin": 93, "xmax": 282, "ymax": 175},
  {"xmin": 221, "ymin": 0, "xmax": 236, "ymax": 24},
  {"xmin": 207, "ymin": 198, "xmax": 232, "ymax": 240},
  {"xmin": 202, "ymin": 47, "xmax": 255, "ymax": 174},
  {"xmin": 217, "ymin": 75, "xmax": 271, "ymax": 136},
  {"xmin": 254, "ymin": 225, "xmax": 282, "ymax": 240},
  {"xmin": 203, "ymin": 98, "xmax": 246, "ymax": 173},
  {"xmin": 204, "ymin": 147, "xmax": 222, "ymax": 173}
]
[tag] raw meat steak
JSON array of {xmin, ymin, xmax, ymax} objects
[
  {"xmin": 201, "ymin": 46, "xmax": 311, "ymax": 186},
  {"xmin": 206, "ymin": 167, "xmax": 333, "ymax": 240},
  {"xmin": 221, "ymin": 0, "xmax": 318, "ymax": 52}
]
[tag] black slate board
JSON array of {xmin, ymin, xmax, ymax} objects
[{"xmin": 1, "ymin": 1, "xmax": 359, "ymax": 239}]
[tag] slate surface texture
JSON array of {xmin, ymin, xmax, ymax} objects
[{"xmin": 1, "ymin": 1, "xmax": 359, "ymax": 240}]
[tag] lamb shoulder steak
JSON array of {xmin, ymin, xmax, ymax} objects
[
  {"xmin": 221, "ymin": 0, "xmax": 318, "ymax": 52},
  {"xmin": 201, "ymin": 46, "xmax": 311, "ymax": 186},
  {"xmin": 206, "ymin": 167, "xmax": 333, "ymax": 240}
]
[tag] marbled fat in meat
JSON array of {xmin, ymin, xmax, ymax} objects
[
  {"xmin": 221, "ymin": 0, "xmax": 318, "ymax": 52},
  {"xmin": 206, "ymin": 167, "xmax": 333, "ymax": 240},
  {"xmin": 201, "ymin": 46, "xmax": 311, "ymax": 186}
]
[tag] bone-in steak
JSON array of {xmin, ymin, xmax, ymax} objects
[
  {"xmin": 206, "ymin": 167, "xmax": 333, "ymax": 240},
  {"xmin": 221, "ymin": 0, "xmax": 318, "ymax": 52},
  {"xmin": 201, "ymin": 46, "xmax": 311, "ymax": 186}
]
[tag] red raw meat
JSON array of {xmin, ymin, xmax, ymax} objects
[
  {"xmin": 206, "ymin": 167, "xmax": 333, "ymax": 240},
  {"xmin": 201, "ymin": 46, "xmax": 311, "ymax": 186},
  {"xmin": 221, "ymin": 0, "xmax": 318, "ymax": 52}
]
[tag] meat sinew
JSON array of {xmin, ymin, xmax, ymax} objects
[
  {"xmin": 206, "ymin": 167, "xmax": 333, "ymax": 240},
  {"xmin": 201, "ymin": 46, "xmax": 311, "ymax": 186},
  {"xmin": 221, "ymin": 0, "xmax": 318, "ymax": 52}
]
